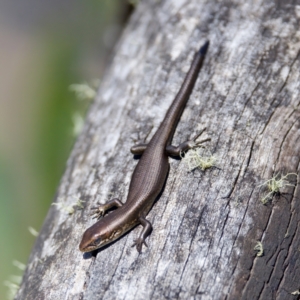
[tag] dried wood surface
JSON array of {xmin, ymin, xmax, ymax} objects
[{"xmin": 16, "ymin": 0, "xmax": 300, "ymax": 299}]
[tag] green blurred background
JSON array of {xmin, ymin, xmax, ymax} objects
[{"xmin": 0, "ymin": 1, "xmax": 132, "ymax": 298}]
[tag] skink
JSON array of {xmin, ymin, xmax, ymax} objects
[{"xmin": 79, "ymin": 41, "xmax": 209, "ymax": 253}]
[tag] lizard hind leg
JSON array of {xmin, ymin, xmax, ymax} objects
[
  {"xmin": 131, "ymin": 126, "xmax": 154, "ymax": 155},
  {"xmin": 90, "ymin": 198, "xmax": 123, "ymax": 220},
  {"xmin": 130, "ymin": 143, "xmax": 148, "ymax": 155},
  {"xmin": 166, "ymin": 127, "xmax": 211, "ymax": 157}
]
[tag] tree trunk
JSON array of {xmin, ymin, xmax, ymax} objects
[{"xmin": 16, "ymin": 0, "xmax": 300, "ymax": 299}]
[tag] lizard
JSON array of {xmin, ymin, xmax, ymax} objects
[{"xmin": 79, "ymin": 40, "xmax": 210, "ymax": 253}]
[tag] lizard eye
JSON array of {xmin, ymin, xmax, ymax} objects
[{"xmin": 93, "ymin": 237, "xmax": 101, "ymax": 246}]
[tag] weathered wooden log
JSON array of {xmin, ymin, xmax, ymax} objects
[{"xmin": 16, "ymin": 0, "xmax": 300, "ymax": 299}]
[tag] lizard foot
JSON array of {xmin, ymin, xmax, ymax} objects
[
  {"xmin": 132, "ymin": 238, "xmax": 148, "ymax": 253},
  {"xmin": 90, "ymin": 205, "xmax": 105, "ymax": 220}
]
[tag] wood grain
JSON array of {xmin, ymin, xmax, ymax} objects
[{"xmin": 16, "ymin": 0, "xmax": 300, "ymax": 299}]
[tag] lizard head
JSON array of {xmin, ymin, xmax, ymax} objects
[
  {"xmin": 79, "ymin": 229, "xmax": 103, "ymax": 252},
  {"xmin": 79, "ymin": 219, "xmax": 125, "ymax": 252}
]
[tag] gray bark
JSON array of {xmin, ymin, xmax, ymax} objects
[{"xmin": 16, "ymin": 0, "xmax": 300, "ymax": 299}]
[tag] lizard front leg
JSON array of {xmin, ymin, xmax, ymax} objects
[
  {"xmin": 91, "ymin": 198, "xmax": 123, "ymax": 220},
  {"xmin": 132, "ymin": 216, "xmax": 153, "ymax": 253}
]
